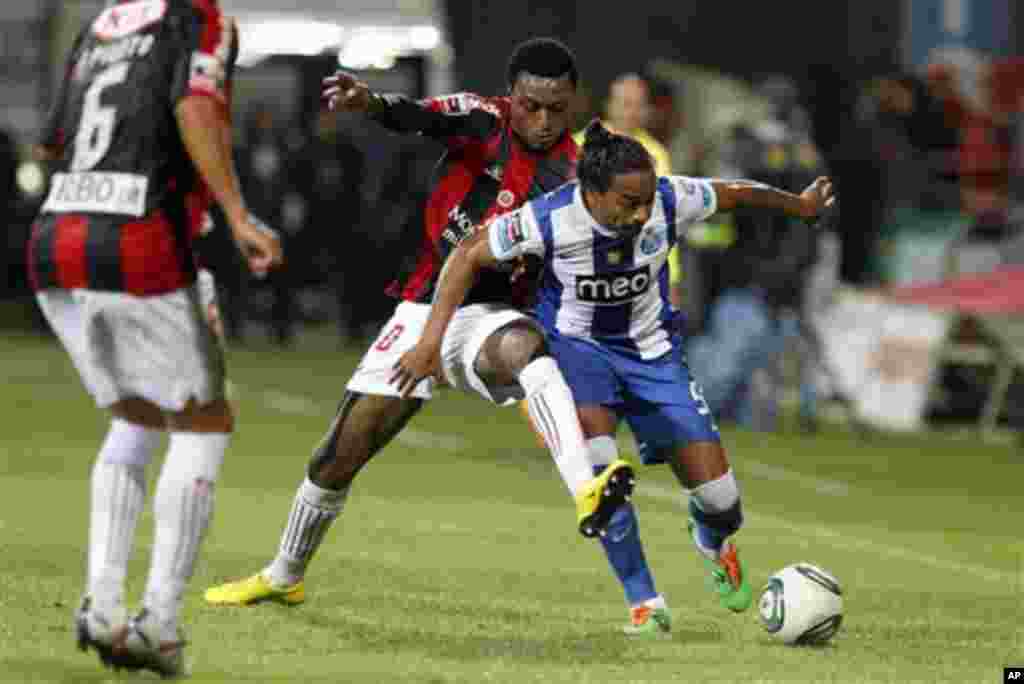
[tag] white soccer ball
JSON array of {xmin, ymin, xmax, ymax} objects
[{"xmin": 758, "ymin": 563, "xmax": 843, "ymax": 645}]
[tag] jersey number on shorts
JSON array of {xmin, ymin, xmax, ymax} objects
[
  {"xmin": 71, "ymin": 63, "xmax": 130, "ymax": 171},
  {"xmin": 375, "ymin": 324, "xmax": 405, "ymax": 352}
]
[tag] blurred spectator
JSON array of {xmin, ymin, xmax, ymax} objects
[
  {"xmin": 870, "ymin": 73, "xmax": 961, "ymax": 212},
  {"xmin": 688, "ymin": 76, "xmax": 828, "ymax": 432},
  {"xmin": 294, "ymin": 110, "xmax": 367, "ymax": 342},
  {"xmin": 0, "ymin": 126, "xmax": 16, "ymax": 214},
  {"xmin": 0, "ymin": 126, "xmax": 21, "ymax": 296},
  {"xmin": 576, "ymin": 73, "xmax": 671, "ymax": 175},
  {"xmin": 237, "ymin": 104, "xmax": 296, "ymax": 345}
]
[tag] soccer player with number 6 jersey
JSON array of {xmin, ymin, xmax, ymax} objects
[{"xmin": 30, "ymin": 0, "xmax": 283, "ymax": 676}]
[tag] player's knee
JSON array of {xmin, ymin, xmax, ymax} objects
[
  {"xmin": 167, "ymin": 397, "xmax": 234, "ymax": 433},
  {"xmin": 497, "ymin": 321, "xmax": 548, "ymax": 376}
]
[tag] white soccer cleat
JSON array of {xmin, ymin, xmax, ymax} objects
[{"xmin": 120, "ymin": 608, "xmax": 190, "ymax": 679}]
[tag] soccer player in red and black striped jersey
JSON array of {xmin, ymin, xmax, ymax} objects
[
  {"xmin": 204, "ymin": 38, "xmax": 635, "ymax": 609},
  {"xmin": 31, "ymin": 1, "xmax": 281, "ymax": 676}
]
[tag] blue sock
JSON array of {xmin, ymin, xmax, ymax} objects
[
  {"xmin": 688, "ymin": 498, "xmax": 743, "ymax": 554},
  {"xmin": 593, "ymin": 463, "xmax": 657, "ymax": 605}
]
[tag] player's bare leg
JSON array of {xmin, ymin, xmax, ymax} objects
[
  {"xmin": 205, "ymin": 392, "xmax": 422, "ymax": 605},
  {"xmin": 668, "ymin": 442, "xmax": 751, "ymax": 612}
]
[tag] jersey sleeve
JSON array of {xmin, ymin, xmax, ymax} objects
[
  {"xmin": 487, "ymin": 203, "xmax": 544, "ymax": 262},
  {"xmin": 371, "ymin": 92, "xmax": 504, "ymax": 148},
  {"xmin": 169, "ymin": 4, "xmax": 237, "ymax": 107},
  {"xmin": 40, "ymin": 32, "xmax": 86, "ymax": 149},
  {"xmin": 667, "ymin": 175, "xmax": 718, "ymax": 225}
]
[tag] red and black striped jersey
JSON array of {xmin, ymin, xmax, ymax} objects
[
  {"xmin": 372, "ymin": 93, "xmax": 577, "ymax": 305},
  {"xmin": 28, "ymin": 0, "xmax": 236, "ymax": 296}
]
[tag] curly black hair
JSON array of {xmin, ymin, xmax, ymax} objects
[
  {"xmin": 577, "ymin": 120, "xmax": 654, "ymax": 193},
  {"xmin": 506, "ymin": 37, "xmax": 578, "ymax": 89}
]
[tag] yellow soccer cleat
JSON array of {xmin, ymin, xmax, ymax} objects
[
  {"xmin": 576, "ymin": 459, "xmax": 635, "ymax": 538},
  {"xmin": 204, "ymin": 573, "xmax": 305, "ymax": 606}
]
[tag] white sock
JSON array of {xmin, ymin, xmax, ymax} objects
[
  {"xmin": 634, "ymin": 594, "xmax": 668, "ymax": 611},
  {"xmin": 87, "ymin": 419, "xmax": 162, "ymax": 615},
  {"xmin": 143, "ymin": 431, "xmax": 228, "ymax": 637},
  {"xmin": 264, "ymin": 477, "xmax": 348, "ymax": 587},
  {"xmin": 690, "ymin": 469, "xmax": 740, "ymax": 514},
  {"xmin": 518, "ymin": 356, "xmax": 595, "ymax": 495},
  {"xmin": 587, "ymin": 436, "xmax": 618, "ymax": 472}
]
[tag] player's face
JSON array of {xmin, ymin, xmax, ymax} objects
[
  {"xmin": 590, "ymin": 169, "xmax": 657, "ymax": 234},
  {"xmin": 509, "ymin": 73, "xmax": 575, "ymax": 151}
]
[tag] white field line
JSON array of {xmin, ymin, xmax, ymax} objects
[{"xmin": 245, "ymin": 383, "xmax": 1017, "ymax": 586}]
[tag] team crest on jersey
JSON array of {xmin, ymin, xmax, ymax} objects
[
  {"xmin": 639, "ymin": 227, "xmax": 666, "ymax": 256},
  {"xmin": 497, "ymin": 189, "xmax": 516, "ymax": 208},
  {"xmin": 92, "ymin": 0, "xmax": 167, "ymax": 41}
]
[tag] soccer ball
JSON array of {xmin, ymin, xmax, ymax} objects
[{"xmin": 758, "ymin": 563, "xmax": 843, "ymax": 645}]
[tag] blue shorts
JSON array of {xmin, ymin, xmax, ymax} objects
[{"xmin": 547, "ymin": 333, "xmax": 720, "ymax": 464}]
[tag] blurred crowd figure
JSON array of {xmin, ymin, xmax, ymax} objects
[
  {"xmin": 686, "ymin": 75, "xmax": 831, "ymax": 433},
  {"xmin": 193, "ymin": 100, "xmax": 437, "ymax": 348}
]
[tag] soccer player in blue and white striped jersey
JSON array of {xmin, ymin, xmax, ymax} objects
[{"xmin": 393, "ymin": 121, "xmax": 835, "ymax": 635}]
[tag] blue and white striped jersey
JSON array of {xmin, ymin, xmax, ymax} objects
[{"xmin": 487, "ymin": 176, "xmax": 717, "ymax": 360}]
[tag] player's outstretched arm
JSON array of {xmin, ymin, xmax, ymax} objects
[
  {"xmin": 323, "ymin": 71, "xmax": 497, "ymax": 141},
  {"xmin": 711, "ymin": 176, "xmax": 835, "ymax": 221},
  {"xmin": 390, "ymin": 229, "xmax": 500, "ymax": 397},
  {"xmin": 176, "ymin": 96, "xmax": 283, "ymax": 277}
]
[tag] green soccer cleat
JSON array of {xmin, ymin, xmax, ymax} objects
[{"xmin": 688, "ymin": 519, "xmax": 752, "ymax": 612}]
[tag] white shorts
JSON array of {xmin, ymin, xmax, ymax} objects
[
  {"xmin": 36, "ymin": 285, "xmax": 226, "ymax": 412},
  {"xmin": 346, "ymin": 301, "xmax": 530, "ymax": 405}
]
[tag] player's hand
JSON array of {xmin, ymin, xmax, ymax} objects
[
  {"xmin": 322, "ymin": 71, "xmax": 373, "ymax": 112},
  {"xmin": 230, "ymin": 214, "xmax": 284, "ymax": 278},
  {"xmin": 206, "ymin": 301, "xmax": 226, "ymax": 345},
  {"xmin": 799, "ymin": 176, "xmax": 836, "ymax": 220},
  {"xmin": 390, "ymin": 342, "xmax": 441, "ymax": 398},
  {"xmin": 509, "ymin": 257, "xmax": 529, "ymax": 282}
]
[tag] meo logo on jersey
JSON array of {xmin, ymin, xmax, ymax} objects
[{"xmin": 576, "ymin": 266, "xmax": 650, "ymax": 304}]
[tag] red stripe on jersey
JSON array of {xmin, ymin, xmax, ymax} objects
[
  {"xmin": 120, "ymin": 211, "xmax": 191, "ymax": 296},
  {"xmin": 54, "ymin": 215, "xmax": 89, "ymax": 290},
  {"xmin": 192, "ymin": 0, "xmax": 223, "ymax": 54},
  {"xmin": 399, "ymin": 153, "xmax": 480, "ymax": 301},
  {"xmin": 25, "ymin": 220, "xmax": 42, "ymax": 292}
]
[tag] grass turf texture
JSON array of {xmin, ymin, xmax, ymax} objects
[{"xmin": 0, "ymin": 328, "xmax": 1020, "ymax": 683}]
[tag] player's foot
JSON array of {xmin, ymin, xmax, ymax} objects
[
  {"xmin": 75, "ymin": 596, "xmax": 143, "ymax": 672},
  {"xmin": 688, "ymin": 519, "xmax": 752, "ymax": 612},
  {"xmin": 119, "ymin": 608, "xmax": 189, "ymax": 679},
  {"xmin": 576, "ymin": 460, "xmax": 635, "ymax": 538},
  {"xmin": 622, "ymin": 600, "xmax": 672, "ymax": 637},
  {"xmin": 204, "ymin": 573, "xmax": 305, "ymax": 606}
]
